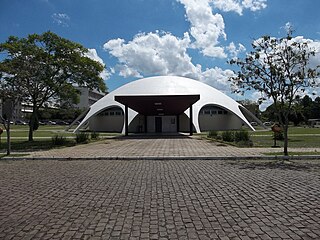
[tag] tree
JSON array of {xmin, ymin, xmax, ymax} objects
[
  {"xmin": 229, "ymin": 31, "xmax": 319, "ymax": 156},
  {"xmin": 0, "ymin": 31, "xmax": 106, "ymax": 141},
  {"xmin": 0, "ymin": 73, "xmax": 25, "ymax": 155},
  {"xmin": 237, "ymin": 99, "xmax": 261, "ymax": 119},
  {"xmin": 313, "ymin": 97, "xmax": 320, "ymax": 119}
]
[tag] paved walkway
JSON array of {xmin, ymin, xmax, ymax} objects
[
  {"xmin": 1, "ymin": 136, "xmax": 320, "ymax": 239},
  {"xmin": 11, "ymin": 135, "xmax": 320, "ymax": 160},
  {"xmin": 0, "ymin": 159, "xmax": 319, "ymax": 239}
]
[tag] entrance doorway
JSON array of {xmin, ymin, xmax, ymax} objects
[{"xmin": 155, "ymin": 117, "xmax": 162, "ymax": 133}]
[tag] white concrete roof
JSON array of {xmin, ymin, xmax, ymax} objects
[{"xmin": 74, "ymin": 76, "xmax": 255, "ymax": 133}]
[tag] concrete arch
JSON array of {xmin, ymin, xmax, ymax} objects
[
  {"xmin": 74, "ymin": 76, "xmax": 256, "ymax": 134},
  {"xmin": 198, "ymin": 104, "xmax": 244, "ymax": 131}
]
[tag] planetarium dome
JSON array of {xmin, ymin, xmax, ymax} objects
[{"xmin": 74, "ymin": 76, "xmax": 257, "ymax": 135}]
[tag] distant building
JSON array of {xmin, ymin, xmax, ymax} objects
[
  {"xmin": 0, "ymin": 87, "xmax": 106, "ymax": 122},
  {"xmin": 74, "ymin": 87, "xmax": 106, "ymax": 110},
  {"xmin": 308, "ymin": 119, "xmax": 320, "ymax": 128}
]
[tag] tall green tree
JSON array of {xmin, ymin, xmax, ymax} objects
[
  {"xmin": 229, "ymin": 31, "xmax": 319, "ymax": 156},
  {"xmin": 0, "ymin": 31, "xmax": 106, "ymax": 141},
  {"xmin": 0, "ymin": 72, "xmax": 25, "ymax": 154}
]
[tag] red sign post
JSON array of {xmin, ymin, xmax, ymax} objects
[{"xmin": 271, "ymin": 123, "xmax": 282, "ymax": 147}]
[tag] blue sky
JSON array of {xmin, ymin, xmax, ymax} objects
[{"xmin": 1, "ymin": 0, "xmax": 320, "ymax": 106}]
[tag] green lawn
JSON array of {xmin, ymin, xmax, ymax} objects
[
  {"xmin": 201, "ymin": 126, "xmax": 320, "ymax": 148},
  {"xmin": 0, "ymin": 125, "xmax": 120, "ymax": 139},
  {"xmin": 252, "ymin": 126, "xmax": 320, "ymax": 135},
  {"xmin": 0, "ymin": 125, "xmax": 121, "ymax": 152},
  {"xmin": 1, "ymin": 125, "xmax": 320, "ymax": 152},
  {"xmin": 251, "ymin": 127, "xmax": 320, "ymax": 148},
  {"xmin": 0, "ymin": 125, "xmax": 73, "ymax": 138}
]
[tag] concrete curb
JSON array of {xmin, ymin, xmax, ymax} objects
[{"xmin": 2, "ymin": 155, "xmax": 320, "ymax": 161}]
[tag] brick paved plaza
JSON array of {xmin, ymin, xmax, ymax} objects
[
  {"xmin": 21, "ymin": 135, "xmax": 320, "ymax": 159},
  {"xmin": 0, "ymin": 159, "xmax": 319, "ymax": 240}
]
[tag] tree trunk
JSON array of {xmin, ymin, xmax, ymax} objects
[
  {"xmin": 283, "ymin": 125, "xmax": 289, "ymax": 156},
  {"xmin": 28, "ymin": 106, "xmax": 38, "ymax": 142},
  {"xmin": 6, "ymin": 120, "xmax": 11, "ymax": 155},
  {"xmin": 28, "ymin": 121, "xmax": 34, "ymax": 141}
]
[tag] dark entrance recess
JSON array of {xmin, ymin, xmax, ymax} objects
[
  {"xmin": 115, "ymin": 95, "xmax": 200, "ymax": 136},
  {"xmin": 155, "ymin": 117, "xmax": 162, "ymax": 133}
]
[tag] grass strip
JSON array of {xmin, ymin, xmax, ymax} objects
[{"xmin": 264, "ymin": 151, "xmax": 320, "ymax": 156}]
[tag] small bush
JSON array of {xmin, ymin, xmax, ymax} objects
[
  {"xmin": 91, "ymin": 132, "xmax": 100, "ymax": 139},
  {"xmin": 208, "ymin": 130, "xmax": 218, "ymax": 139},
  {"xmin": 76, "ymin": 132, "xmax": 89, "ymax": 144},
  {"xmin": 221, "ymin": 131, "xmax": 234, "ymax": 142},
  {"xmin": 234, "ymin": 129, "xmax": 250, "ymax": 142},
  {"xmin": 215, "ymin": 135, "xmax": 222, "ymax": 140},
  {"xmin": 52, "ymin": 135, "xmax": 67, "ymax": 145}
]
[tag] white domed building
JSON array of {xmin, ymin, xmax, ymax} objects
[{"xmin": 74, "ymin": 76, "xmax": 258, "ymax": 135}]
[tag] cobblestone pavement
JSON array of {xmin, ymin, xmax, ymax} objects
[
  {"xmin": 19, "ymin": 135, "xmax": 320, "ymax": 159},
  {"xmin": 0, "ymin": 160, "xmax": 319, "ymax": 239}
]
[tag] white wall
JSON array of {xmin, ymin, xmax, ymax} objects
[
  {"xmin": 199, "ymin": 113, "xmax": 243, "ymax": 131},
  {"xmin": 89, "ymin": 115, "xmax": 123, "ymax": 132},
  {"xmin": 147, "ymin": 116, "xmax": 155, "ymax": 133},
  {"xmin": 162, "ymin": 116, "xmax": 177, "ymax": 132}
]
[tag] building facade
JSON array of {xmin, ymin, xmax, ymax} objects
[
  {"xmin": 74, "ymin": 87, "xmax": 106, "ymax": 110},
  {"xmin": 74, "ymin": 76, "xmax": 258, "ymax": 135}
]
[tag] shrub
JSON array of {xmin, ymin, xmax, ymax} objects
[
  {"xmin": 234, "ymin": 129, "xmax": 250, "ymax": 142},
  {"xmin": 221, "ymin": 131, "xmax": 234, "ymax": 142},
  {"xmin": 208, "ymin": 130, "xmax": 218, "ymax": 139},
  {"xmin": 76, "ymin": 132, "xmax": 89, "ymax": 144},
  {"xmin": 51, "ymin": 135, "xmax": 67, "ymax": 145},
  {"xmin": 215, "ymin": 135, "xmax": 222, "ymax": 140},
  {"xmin": 91, "ymin": 131, "xmax": 100, "ymax": 139}
]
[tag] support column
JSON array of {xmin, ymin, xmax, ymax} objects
[
  {"xmin": 144, "ymin": 115, "xmax": 147, "ymax": 133},
  {"xmin": 189, "ymin": 105, "xmax": 193, "ymax": 136},
  {"xmin": 176, "ymin": 114, "xmax": 180, "ymax": 133},
  {"xmin": 125, "ymin": 105, "xmax": 128, "ymax": 136}
]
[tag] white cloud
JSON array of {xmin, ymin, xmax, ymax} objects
[
  {"xmin": 103, "ymin": 0, "xmax": 269, "ymax": 92},
  {"xmin": 200, "ymin": 67, "xmax": 235, "ymax": 91},
  {"xmin": 104, "ymin": 32, "xmax": 200, "ymax": 78},
  {"xmin": 86, "ymin": 49, "xmax": 104, "ymax": 65},
  {"xmin": 212, "ymin": 0, "xmax": 267, "ymax": 15},
  {"xmin": 178, "ymin": 0, "xmax": 227, "ymax": 58},
  {"xmin": 226, "ymin": 42, "xmax": 246, "ymax": 58},
  {"xmin": 212, "ymin": 0, "xmax": 243, "ymax": 15},
  {"xmin": 85, "ymin": 49, "xmax": 111, "ymax": 80},
  {"xmin": 242, "ymin": 0, "xmax": 267, "ymax": 12},
  {"xmin": 104, "ymin": 31, "xmax": 237, "ymax": 92},
  {"xmin": 177, "ymin": 0, "xmax": 266, "ymax": 57},
  {"xmin": 52, "ymin": 13, "xmax": 70, "ymax": 27}
]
